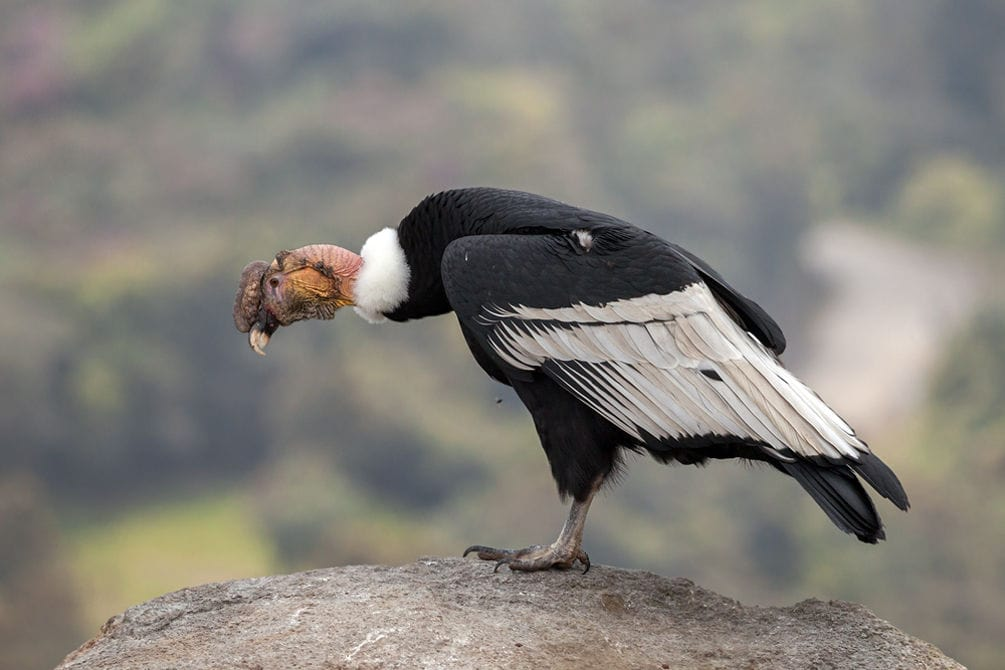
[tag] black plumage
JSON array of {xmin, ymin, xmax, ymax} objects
[{"xmin": 235, "ymin": 187, "xmax": 909, "ymax": 571}]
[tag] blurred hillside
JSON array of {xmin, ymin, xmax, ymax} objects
[{"xmin": 1, "ymin": 2, "xmax": 1003, "ymax": 669}]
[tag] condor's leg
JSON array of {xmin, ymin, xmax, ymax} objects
[{"xmin": 463, "ymin": 476, "xmax": 601, "ymax": 573}]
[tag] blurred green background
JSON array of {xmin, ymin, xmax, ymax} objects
[{"xmin": 1, "ymin": 1, "xmax": 1003, "ymax": 668}]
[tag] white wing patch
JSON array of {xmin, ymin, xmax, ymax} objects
[{"xmin": 479, "ymin": 283, "xmax": 866, "ymax": 461}]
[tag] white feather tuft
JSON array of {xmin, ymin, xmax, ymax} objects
[
  {"xmin": 353, "ymin": 228, "xmax": 410, "ymax": 323},
  {"xmin": 572, "ymin": 229, "xmax": 594, "ymax": 251}
]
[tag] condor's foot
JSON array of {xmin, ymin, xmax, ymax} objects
[
  {"xmin": 463, "ymin": 480, "xmax": 601, "ymax": 573},
  {"xmin": 463, "ymin": 542, "xmax": 590, "ymax": 573}
]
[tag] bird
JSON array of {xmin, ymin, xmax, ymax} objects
[{"xmin": 233, "ymin": 187, "xmax": 909, "ymax": 572}]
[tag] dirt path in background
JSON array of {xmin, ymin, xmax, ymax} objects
[{"xmin": 796, "ymin": 222, "xmax": 982, "ymax": 436}]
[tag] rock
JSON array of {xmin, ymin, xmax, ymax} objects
[{"xmin": 57, "ymin": 558, "xmax": 962, "ymax": 670}]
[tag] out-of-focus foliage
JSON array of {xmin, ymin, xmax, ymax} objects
[
  {"xmin": 66, "ymin": 486, "xmax": 276, "ymax": 628},
  {"xmin": 0, "ymin": 475, "xmax": 83, "ymax": 670},
  {"xmin": 931, "ymin": 311, "xmax": 1005, "ymax": 445},
  {"xmin": 893, "ymin": 155, "xmax": 1003, "ymax": 246},
  {"xmin": 1, "ymin": 1, "xmax": 1003, "ymax": 669},
  {"xmin": 869, "ymin": 309, "xmax": 1005, "ymax": 670}
]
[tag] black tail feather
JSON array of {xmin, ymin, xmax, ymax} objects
[
  {"xmin": 777, "ymin": 460, "xmax": 885, "ymax": 543},
  {"xmin": 851, "ymin": 452, "xmax": 910, "ymax": 511}
]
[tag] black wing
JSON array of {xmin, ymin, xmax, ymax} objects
[{"xmin": 441, "ymin": 229, "xmax": 867, "ymax": 462}]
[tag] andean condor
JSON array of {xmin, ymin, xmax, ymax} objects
[{"xmin": 234, "ymin": 187, "xmax": 909, "ymax": 572}]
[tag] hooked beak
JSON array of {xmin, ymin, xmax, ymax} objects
[{"xmin": 248, "ymin": 309, "xmax": 280, "ymax": 356}]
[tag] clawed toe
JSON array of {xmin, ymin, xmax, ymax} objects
[
  {"xmin": 462, "ymin": 542, "xmax": 590, "ymax": 573},
  {"xmin": 463, "ymin": 489, "xmax": 597, "ymax": 574},
  {"xmin": 462, "ymin": 545, "xmax": 515, "ymax": 561}
]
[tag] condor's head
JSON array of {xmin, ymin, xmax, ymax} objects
[{"xmin": 233, "ymin": 244, "xmax": 363, "ymax": 355}]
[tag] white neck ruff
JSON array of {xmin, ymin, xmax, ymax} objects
[{"xmin": 353, "ymin": 227, "xmax": 410, "ymax": 323}]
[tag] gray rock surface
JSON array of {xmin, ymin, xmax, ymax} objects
[{"xmin": 57, "ymin": 557, "xmax": 962, "ymax": 670}]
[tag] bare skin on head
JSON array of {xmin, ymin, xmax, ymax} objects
[{"xmin": 233, "ymin": 244, "xmax": 362, "ymax": 355}]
